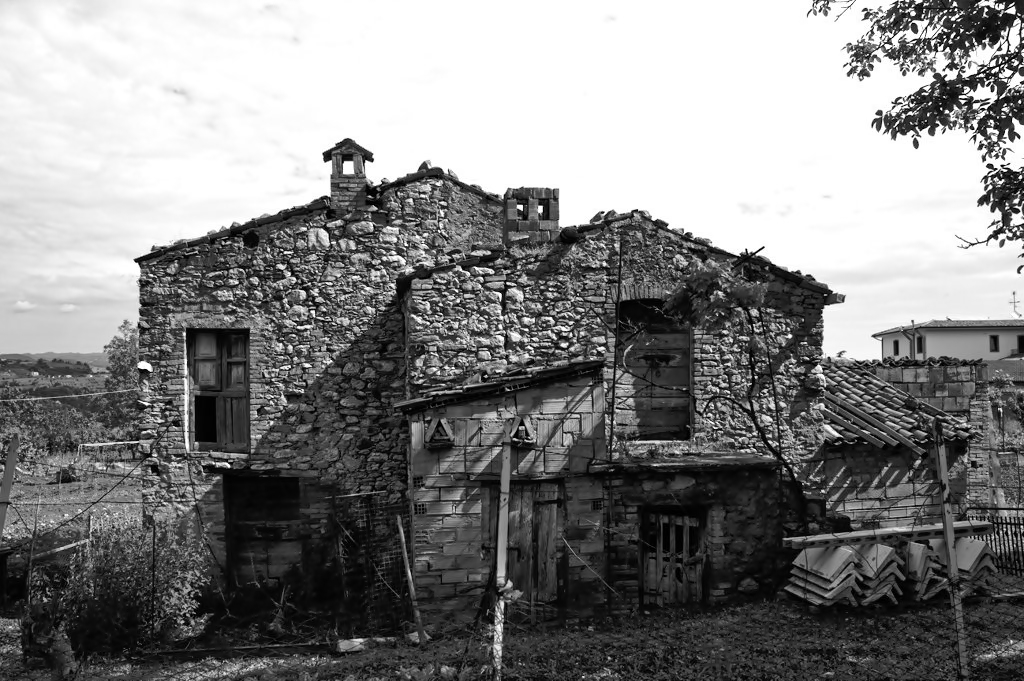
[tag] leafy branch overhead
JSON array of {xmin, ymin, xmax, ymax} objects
[{"xmin": 811, "ymin": 0, "xmax": 1024, "ymax": 266}]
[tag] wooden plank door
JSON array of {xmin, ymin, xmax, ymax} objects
[
  {"xmin": 642, "ymin": 511, "xmax": 705, "ymax": 606},
  {"xmin": 487, "ymin": 482, "xmax": 563, "ymax": 619}
]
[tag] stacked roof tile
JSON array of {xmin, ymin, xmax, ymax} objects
[{"xmin": 821, "ymin": 361, "xmax": 973, "ymax": 454}]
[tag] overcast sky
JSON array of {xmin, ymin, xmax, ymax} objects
[{"xmin": 2, "ymin": 0, "xmax": 1022, "ymax": 359}]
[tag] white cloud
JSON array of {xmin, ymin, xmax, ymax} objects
[{"xmin": 0, "ymin": 0, "xmax": 1018, "ymax": 358}]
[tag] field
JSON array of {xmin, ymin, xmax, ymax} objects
[{"xmin": 2, "ymin": 448, "xmax": 146, "ymax": 594}]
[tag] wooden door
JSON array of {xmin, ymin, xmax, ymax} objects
[
  {"xmin": 641, "ymin": 511, "xmax": 705, "ymax": 606},
  {"xmin": 484, "ymin": 482, "xmax": 563, "ymax": 620}
]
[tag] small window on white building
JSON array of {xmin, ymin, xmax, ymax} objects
[
  {"xmin": 892, "ymin": 339, "xmax": 900, "ymax": 356},
  {"xmin": 990, "ymin": 335, "xmax": 1000, "ymax": 353},
  {"xmin": 915, "ymin": 336, "xmax": 924, "ymax": 356}
]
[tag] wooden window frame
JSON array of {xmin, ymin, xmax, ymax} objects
[
  {"xmin": 188, "ymin": 329, "xmax": 250, "ymax": 452},
  {"xmin": 615, "ymin": 298, "xmax": 692, "ymax": 441}
]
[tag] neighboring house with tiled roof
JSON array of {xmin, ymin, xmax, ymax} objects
[
  {"xmin": 872, "ymin": 318, "xmax": 1024, "ymax": 361},
  {"xmin": 804, "ymin": 361, "xmax": 976, "ymax": 528},
  {"xmin": 135, "ymin": 137, "xmax": 845, "ymax": 625}
]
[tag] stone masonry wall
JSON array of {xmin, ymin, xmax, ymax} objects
[
  {"xmin": 404, "ymin": 212, "xmax": 830, "ymax": 463},
  {"xmin": 136, "ymin": 175, "xmax": 502, "ymax": 578},
  {"xmin": 600, "ymin": 466, "xmax": 782, "ymax": 613}
]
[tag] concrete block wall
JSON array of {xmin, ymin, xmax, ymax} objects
[
  {"xmin": 869, "ymin": 360, "xmax": 995, "ymax": 508},
  {"xmin": 503, "ymin": 187, "xmax": 561, "ymax": 244},
  {"xmin": 803, "ymin": 444, "xmax": 951, "ymax": 529},
  {"xmin": 407, "ymin": 378, "xmax": 607, "ymax": 617}
]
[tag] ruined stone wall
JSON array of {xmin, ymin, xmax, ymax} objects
[
  {"xmin": 380, "ymin": 174, "xmax": 504, "ymax": 259},
  {"xmin": 404, "ymin": 213, "xmax": 829, "ymax": 461},
  {"xmin": 136, "ymin": 177, "xmax": 503, "ymax": 578}
]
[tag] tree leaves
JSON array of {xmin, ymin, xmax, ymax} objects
[{"xmin": 813, "ymin": 0, "xmax": 1024, "ymax": 257}]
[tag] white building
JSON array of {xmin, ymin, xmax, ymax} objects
[{"xmin": 872, "ymin": 319, "xmax": 1024, "ymax": 360}]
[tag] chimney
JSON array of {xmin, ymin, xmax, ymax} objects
[
  {"xmin": 503, "ymin": 187, "xmax": 559, "ymax": 245},
  {"xmin": 322, "ymin": 138, "xmax": 374, "ymax": 213}
]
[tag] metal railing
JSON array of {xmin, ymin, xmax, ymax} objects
[{"xmin": 965, "ymin": 507, "xmax": 1024, "ymax": 576}]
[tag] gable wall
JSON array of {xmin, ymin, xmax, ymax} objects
[{"xmin": 406, "ymin": 216, "xmax": 829, "ymax": 461}]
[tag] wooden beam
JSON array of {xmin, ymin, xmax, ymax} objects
[
  {"xmin": 782, "ymin": 520, "xmax": 993, "ymax": 550},
  {"xmin": 490, "ymin": 421, "xmax": 513, "ymax": 681},
  {"xmin": 934, "ymin": 418, "xmax": 970, "ymax": 680},
  {"xmin": 821, "ymin": 409, "xmax": 887, "ymax": 449}
]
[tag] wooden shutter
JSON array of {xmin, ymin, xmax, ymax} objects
[
  {"xmin": 190, "ymin": 330, "xmax": 249, "ymax": 452},
  {"xmin": 192, "ymin": 332, "xmax": 221, "ymax": 389}
]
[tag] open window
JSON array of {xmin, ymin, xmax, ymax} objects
[{"xmin": 188, "ymin": 330, "xmax": 249, "ymax": 452}]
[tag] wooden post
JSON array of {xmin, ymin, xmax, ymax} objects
[
  {"xmin": 396, "ymin": 514, "xmax": 427, "ymax": 645},
  {"xmin": 0, "ymin": 435, "xmax": 19, "ymax": 542},
  {"xmin": 933, "ymin": 417, "xmax": 970, "ymax": 680},
  {"xmin": 490, "ymin": 420, "xmax": 513, "ymax": 681}
]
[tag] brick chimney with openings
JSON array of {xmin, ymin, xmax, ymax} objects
[
  {"xmin": 322, "ymin": 138, "xmax": 373, "ymax": 214},
  {"xmin": 503, "ymin": 187, "xmax": 559, "ymax": 245}
]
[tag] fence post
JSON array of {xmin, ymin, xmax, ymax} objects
[
  {"xmin": 934, "ymin": 417, "xmax": 970, "ymax": 680},
  {"xmin": 151, "ymin": 521, "xmax": 157, "ymax": 639},
  {"xmin": 0, "ymin": 434, "xmax": 19, "ymax": 541},
  {"xmin": 490, "ymin": 421, "xmax": 513, "ymax": 681},
  {"xmin": 396, "ymin": 515, "xmax": 426, "ymax": 645}
]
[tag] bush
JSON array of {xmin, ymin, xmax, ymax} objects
[{"xmin": 53, "ymin": 515, "xmax": 213, "ymax": 655}]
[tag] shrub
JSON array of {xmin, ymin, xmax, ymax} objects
[{"xmin": 53, "ymin": 514, "xmax": 213, "ymax": 655}]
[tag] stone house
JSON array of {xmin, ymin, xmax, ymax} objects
[{"xmin": 135, "ymin": 138, "xmax": 843, "ymax": 624}]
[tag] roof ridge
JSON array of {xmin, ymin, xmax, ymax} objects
[{"xmin": 136, "ymin": 196, "xmax": 331, "ymax": 263}]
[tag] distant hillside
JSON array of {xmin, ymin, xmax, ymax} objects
[{"xmin": 0, "ymin": 351, "xmax": 108, "ymax": 368}]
